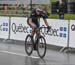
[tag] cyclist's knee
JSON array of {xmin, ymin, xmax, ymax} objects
[
  {"xmin": 36, "ymin": 32, "xmax": 40, "ymax": 36},
  {"xmin": 31, "ymin": 29, "xmax": 35, "ymax": 36}
]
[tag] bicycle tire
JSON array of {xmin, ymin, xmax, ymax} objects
[
  {"xmin": 25, "ymin": 35, "xmax": 34, "ymax": 56},
  {"xmin": 37, "ymin": 36, "xmax": 46, "ymax": 58}
]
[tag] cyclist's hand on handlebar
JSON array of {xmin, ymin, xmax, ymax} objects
[{"xmin": 47, "ymin": 26, "xmax": 51, "ymax": 32}]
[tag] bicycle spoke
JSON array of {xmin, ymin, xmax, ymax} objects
[
  {"xmin": 25, "ymin": 35, "xmax": 33, "ymax": 56},
  {"xmin": 37, "ymin": 36, "xmax": 46, "ymax": 58}
]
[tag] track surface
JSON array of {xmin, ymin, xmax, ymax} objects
[{"xmin": 0, "ymin": 40, "xmax": 75, "ymax": 65}]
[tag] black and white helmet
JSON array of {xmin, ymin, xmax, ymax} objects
[{"xmin": 35, "ymin": 7, "xmax": 43, "ymax": 12}]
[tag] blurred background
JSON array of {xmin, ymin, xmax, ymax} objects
[{"xmin": 0, "ymin": 0, "xmax": 75, "ymax": 19}]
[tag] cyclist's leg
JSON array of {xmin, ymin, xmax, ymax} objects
[
  {"xmin": 33, "ymin": 25, "xmax": 40, "ymax": 50},
  {"xmin": 27, "ymin": 20, "xmax": 36, "ymax": 36},
  {"xmin": 30, "ymin": 24, "xmax": 37, "ymax": 37},
  {"xmin": 36, "ymin": 25, "xmax": 40, "ymax": 38},
  {"xmin": 30, "ymin": 24, "xmax": 37, "ymax": 50}
]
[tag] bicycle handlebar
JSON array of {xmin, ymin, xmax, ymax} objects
[{"xmin": 38, "ymin": 26, "xmax": 51, "ymax": 37}]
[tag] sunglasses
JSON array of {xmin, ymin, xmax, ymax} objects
[{"xmin": 36, "ymin": 10, "xmax": 41, "ymax": 13}]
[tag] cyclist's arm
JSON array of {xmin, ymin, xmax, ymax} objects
[
  {"xmin": 44, "ymin": 19, "xmax": 49, "ymax": 27},
  {"xmin": 42, "ymin": 13, "xmax": 49, "ymax": 27},
  {"xmin": 44, "ymin": 19, "xmax": 51, "ymax": 31},
  {"xmin": 42, "ymin": 13, "xmax": 51, "ymax": 30}
]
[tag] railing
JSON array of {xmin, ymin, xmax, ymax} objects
[{"xmin": 0, "ymin": 10, "xmax": 30, "ymax": 17}]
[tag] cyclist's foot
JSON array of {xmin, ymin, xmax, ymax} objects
[
  {"xmin": 34, "ymin": 48, "xmax": 37, "ymax": 50},
  {"xmin": 31, "ymin": 35, "xmax": 33, "ymax": 39},
  {"xmin": 34, "ymin": 45, "xmax": 37, "ymax": 50}
]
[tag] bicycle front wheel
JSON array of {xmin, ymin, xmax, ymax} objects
[
  {"xmin": 25, "ymin": 35, "xmax": 34, "ymax": 56},
  {"xmin": 37, "ymin": 36, "xmax": 46, "ymax": 58}
]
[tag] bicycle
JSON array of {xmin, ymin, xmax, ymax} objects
[{"xmin": 25, "ymin": 26, "xmax": 49, "ymax": 58}]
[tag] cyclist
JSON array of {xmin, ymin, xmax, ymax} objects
[{"xmin": 27, "ymin": 7, "xmax": 51, "ymax": 49}]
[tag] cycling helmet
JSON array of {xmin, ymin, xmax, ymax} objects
[{"xmin": 35, "ymin": 7, "xmax": 43, "ymax": 13}]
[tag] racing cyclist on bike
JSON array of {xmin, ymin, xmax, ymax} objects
[{"xmin": 27, "ymin": 7, "xmax": 51, "ymax": 50}]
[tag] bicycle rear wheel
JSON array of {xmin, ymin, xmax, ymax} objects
[
  {"xmin": 37, "ymin": 36, "xmax": 46, "ymax": 58},
  {"xmin": 25, "ymin": 35, "xmax": 34, "ymax": 56}
]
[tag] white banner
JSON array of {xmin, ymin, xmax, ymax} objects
[
  {"xmin": 0, "ymin": 16, "xmax": 9, "ymax": 39},
  {"xmin": 10, "ymin": 17, "xmax": 32, "ymax": 41},
  {"xmin": 69, "ymin": 20, "xmax": 75, "ymax": 48},
  {"xmin": 40, "ymin": 19, "xmax": 68, "ymax": 47},
  {"xmin": 10, "ymin": 17, "xmax": 68, "ymax": 47}
]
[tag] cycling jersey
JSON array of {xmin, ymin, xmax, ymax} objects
[{"xmin": 27, "ymin": 12, "xmax": 48, "ymax": 27}]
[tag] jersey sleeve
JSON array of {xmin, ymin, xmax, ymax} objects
[{"xmin": 42, "ymin": 13, "xmax": 48, "ymax": 20}]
